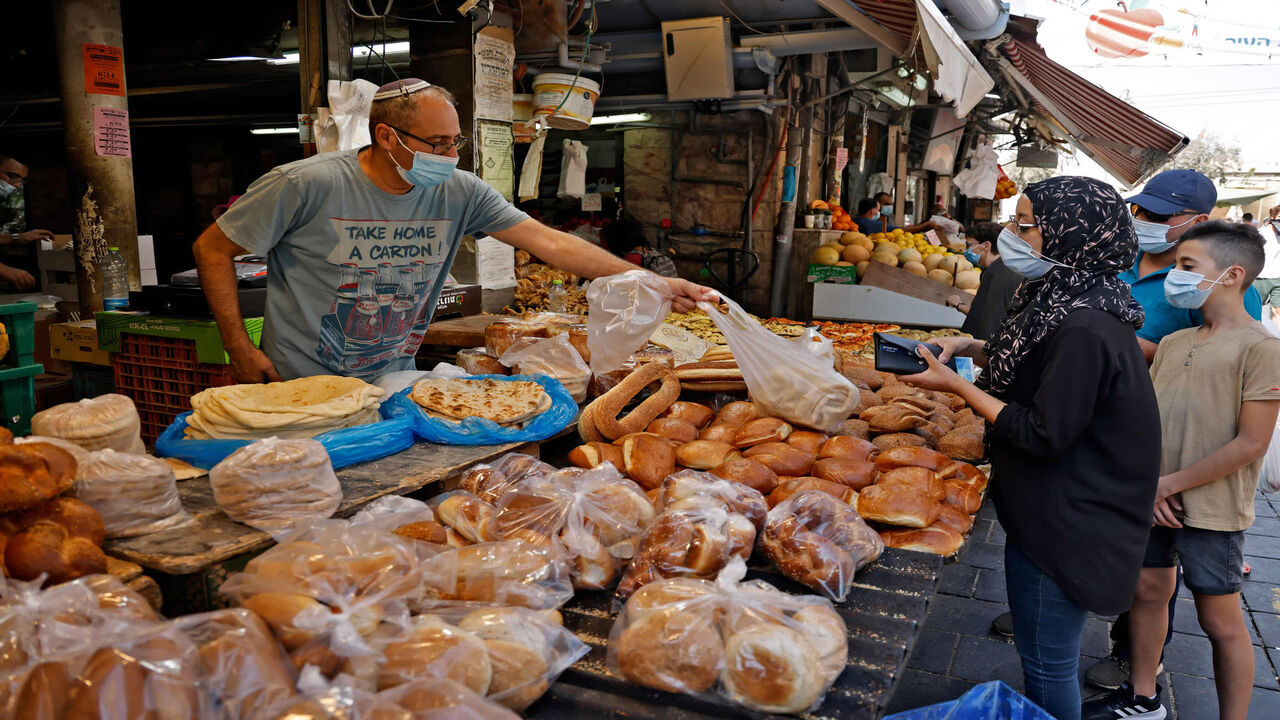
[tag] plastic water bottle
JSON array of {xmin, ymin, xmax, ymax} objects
[
  {"xmin": 101, "ymin": 246, "xmax": 130, "ymax": 311},
  {"xmin": 548, "ymin": 279, "xmax": 568, "ymax": 313}
]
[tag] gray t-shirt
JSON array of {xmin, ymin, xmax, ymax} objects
[{"xmin": 217, "ymin": 150, "xmax": 528, "ymax": 380}]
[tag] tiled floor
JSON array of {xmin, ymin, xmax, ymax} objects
[{"xmin": 884, "ymin": 491, "xmax": 1280, "ymax": 718}]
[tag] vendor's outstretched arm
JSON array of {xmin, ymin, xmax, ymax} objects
[
  {"xmin": 489, "ymin": 219, "xmax": 716, "ymax": 312},
  {"xmin": 193, "ymin": 223, "xmax": 282, "ymax": 383}
]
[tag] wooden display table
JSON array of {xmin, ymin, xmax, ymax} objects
[{"xmin": 420, "ymin": 314, "xmax": 503, "ymax": 349}]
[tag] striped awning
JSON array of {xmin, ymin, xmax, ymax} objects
[
  {"xmin": 995, "ymin": 37, "xmax": 1188, "ymax": 187},
  {"xmin": 853, "ymin": 0, "xmax": 918, "ymax": 45}
]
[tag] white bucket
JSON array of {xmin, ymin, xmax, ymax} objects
[
  {"xmin": 531, "ymin": 73, "xmax": 601, "ymax": 130},
  {"xmin": 513, "ymin": 93, "xmax": 535, "ymax": 141}
]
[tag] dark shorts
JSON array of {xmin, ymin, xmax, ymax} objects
[
  {"xmin": 1253, "ymin": 278, "xmax": 1280, "ymax": 306},
  {"xmin": 1143, "ymin": 525, "xmax": 1246, "ymax": 596}
]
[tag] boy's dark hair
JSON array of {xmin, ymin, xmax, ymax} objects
[
  {"xmin": 969, "ymin": 222, "xmax": 1004, "ymax": 254},
  {"xmin": 1179, "ymin": 219, "xmax": 1266, "ymax": 286},
  {"xmin": 874, "ymin": 192, "xmax": 892, "ymax": 204},
  {"xmin": 602, "ymin": 217, "xmax": 645, "ymax": 257},
  {"xmin": 857, "ymin": 198, "xmax": 879, "ymax": 216},
  {"xmin": 1243, "ymin": 213, "xmax": 1254, "ymax": 221}
]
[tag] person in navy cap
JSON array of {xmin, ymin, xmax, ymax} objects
[
  {"xmin": 194, "ymin": 78, "xmax": 713, "ymax": 383},
  {"xmin": 1080, "ymin": 168, "xmax": 1265, "ymax": 692}
]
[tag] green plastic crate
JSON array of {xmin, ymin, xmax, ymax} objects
[
  {"xmin": 95, "ymin": 313, "xmax": 263, "ymax": 365},
  {"xmin": 0, "ymin": 302, "xmax": 38, "ymax": 368},
  {"xmin": 0, "ymin": 363, "xmax": 44, "ymax": 435}
]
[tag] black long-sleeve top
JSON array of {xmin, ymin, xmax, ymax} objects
[{"xmin": 988, "ymin": 308, "xmax": 1162, "ymax": 615}]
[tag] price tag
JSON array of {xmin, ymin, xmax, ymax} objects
[
  {"xmin": 835, "ymin": 147, "xmax": 848, "ymax": 173},
  {"xmin": 581, "ymin": 193, "xmax": 602, "ymax": 212},
  {"xmin": 925, "ymin": 230, "xmax": 942, "ymax": 246}
]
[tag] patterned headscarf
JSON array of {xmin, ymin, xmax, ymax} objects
[{"xmin": 981, "ymin": 176, "xmax": 1144, "ymax": 396}]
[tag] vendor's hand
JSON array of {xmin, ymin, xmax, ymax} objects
[
  {"xmin": 900, "ymin": 344, "xmax": 963, "ymax": 393},
  {"xmin": 0, "ymin": 264, "xmax": 35, "ymax": 290},
  {"xmin": 16, "ymin": 229, "xmax": 54, "ymax": 244},
  {"xmin": 1153, "ymin": 496, "xmax": 1183, "ymax": 528},
  {"xmin": 229, "ymin": 345, "xmax": 283, "ymax": 384},
  {"xmin": 664, "ymin": 277, "xmax": 716, "ymax": 313}
]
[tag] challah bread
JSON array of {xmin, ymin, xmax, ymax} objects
[
  {"xmin": 876, "ymin": 466, "xmax": 946, "ymax": 501},
  {"xmin": 811, "ymin": 457, "xmax": 876, "ymax": 491},
  {"xmin": 880, "ymin": 525, "xmax": 965, "ymax": 556},
  {"xmin": 0, "ymin": 443, "xmax": 78, "ymax": 513},
  {"xmin": 856, "ymin": 484, "xmax": 943, "ymax": 528},
  {"xmin": 4, "ymin": 520, "xmax": 107, "ymax": 584}
]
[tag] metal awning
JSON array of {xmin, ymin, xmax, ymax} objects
[
  {"xmin": 813, "ymin": 0, "xmax": 995, "ymax": 117},
  {"xmin": 992, "ymin": 35, "xmax": 1188, "ymax": 187}
]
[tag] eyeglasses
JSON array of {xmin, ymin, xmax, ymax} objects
[
  {"xmin": 0, "ymin": 171, "xmax": 23, "ymax": 185},
  {"xmin": 386, "ymin": 124, "xmax": 468, "ymax": 155},
  {"xmin": 1005, "ymin": 217, "xmax": 1038, "ymax": 234},
  {"xmin": 1131, "ymin": 204, "xmax": 1195, "ymax": 223}
]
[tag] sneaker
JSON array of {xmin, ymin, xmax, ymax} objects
[
  {"xmin": 1080, "ymin": 682, "xmax": 1166, "ymax": 720},
  {"xmin": 1085, "ymin": 655, "xmax": 1164, "ymax": 689},
  {"xmin": 990, "ymin": 611, "xmax": 1013, "ymax": 637},
  {"xmin": 1244, "ymin": 561, "xmax": 1252, "ymax": 577}
]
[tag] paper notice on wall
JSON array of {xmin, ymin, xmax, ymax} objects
[
  {"xmin": 835, "ymin": 148, "xmax": 848, "ymax": 173},
  {"xmin": 476, "ymin": 236, "xmax": 516, "ymax": 288},
  {"xmin": 581, "ymin": 193, "xmax": 602, "ymax": 212},
  {"xmin": 477, "ymin": 120, "xmax": 515, "ymax": 201},
  {"xmin": 475, "ymin": 26, "xmax": 515, "ymax": 122},
  {"xmin": 83, "ymin": 44, "xmax": 124, "ymax": 96},
  {"xmin": 92, "ymin": 107, "xmax": 131, "ymax": 157}
]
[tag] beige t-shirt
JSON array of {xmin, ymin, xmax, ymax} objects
[{"xmin": 1152, "ymin": 322, "xmax": 1280, "ymax": 531}]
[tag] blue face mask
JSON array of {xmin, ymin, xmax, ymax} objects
[
  {"xmin": 963, "ymin": 248, "xmax": 983, "ymax": 266},
  {"xmin": 1133, "ymin": 216, "xmax": 1194, "ymax": 254},
  {"xmin": 1164, "ymin": 268, "xmax": 1229, "ymax": 309},
  {"xmin": 388, "ymin": 133, "xmax": 458, "ymax": 188},
  {"xmin": 998, "ymin": 227, "xmax": 1075, "ymax": 279},
  {"xmin": 879, "ymin": 205, "xmax": 892, "ymax": 217}
]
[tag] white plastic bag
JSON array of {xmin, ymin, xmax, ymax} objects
[
  {"xmin": 586, "ymin": 270, "xmax": 672, "ymax": 375},
  {"xmin": 498, "ymin": 334, "xmax": 591, "ymax": 402},
  {"xmin": 699, "ymin": 298, "xmax": 859, "ymax": 432},
  {"xmin": 953, "ymin": 142, "xmax": 999, "ymax": 200}
]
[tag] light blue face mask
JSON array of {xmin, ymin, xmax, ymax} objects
[
  {"xmin": 388, "ymin": 133, "xmax": 458, "ymax": 188},
  {"xmin": 0, "ymin": 180, "xmax": 16, "ymax": 198},
  {"xmin": 879, "ymin": 205, "xmax": 892, "ymax": 217},
  {"xmin": 1164, "ymin": 268, "xmax": 1229, "ymax": 309},
  {"xmin": 1133, "ymin": 216, "xmax": 1194, "ymax": 254},
  {"xmin": 963, "ymin": 248, "xmax": 983, "ymax": 266},
  {"xmin": 998, "ymin": 227, "xmax": 1075, "ymax": 279}
]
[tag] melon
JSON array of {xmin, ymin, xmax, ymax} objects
[
  {"xmin": 840, "ymin": 231, "xmax": 867, "ymax": 246},
  {"xmin": 870, "ymin": 252, "xmax": 899, "ymax": 267},
  {"xmin": 928, "ymin": 269, "xmax": 955, "ymax": 286},
  {"xmin": 854, "ymin": 235, "xmax": 876, "ymax": 251},
  {"xmin": 938, "ymin": 255, "xmax": 960, "ymax": 274},
  {"xmin": 811, "ymin": 246, "xmax": 840, "ymax": 266},
  {"xmin": 954, "ymin": 269, "xmax": 981, "ymax": 290},
  {"xmin": 842, "ymin": 244, "xmax": 871, "ymax": 264},
  {"xmin": 898, "ymin": 248, "xmax": 923, "ymax": 265},
  {"xmin": 856, "ymin": 261, "xmax": 870, "ymax": 277},
  {"xmin": 923, "ymin": 253, "xmax": 944, "ymax": 271},
  {"xmin": 875, "ymin": 241, "xmax": 902, "ymax": 255},
  {"xmin": 903, "ymin": 261, "xmax": 927, "ymax": 277},
  {"xmin": 955, "ymin": 257, "xmax": 974, "ymax": 274}
]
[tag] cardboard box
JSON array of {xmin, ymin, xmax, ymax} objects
[
  {"xmin": 50, "ymin": 320, "xmax": 112, "ymax": 366},
  {"xmin": 807, "ymin": 264, "xmax": 859, "ymax": 284},
  {"xmin": 95, "ymin": 313, "xmax": 263, "ymax": 365}
]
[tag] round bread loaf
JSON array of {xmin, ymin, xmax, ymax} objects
[
  {"xmin": 76, "ymin": 450, "xmax": 188, "ymax": 538},
  {"xmin": 719, "ymin": 624, "xmax": 825, "ymax": 713},
  {"xmin": 31, "ymin": 394, "xmax": 144, "ymax": 454},
  {"xmin": 210, "ymin": 438, "xmax": 341, "ymax": 533},
  {"xmin": 616, "ymin": 605, "xmax": 723, "ymax": 694}
]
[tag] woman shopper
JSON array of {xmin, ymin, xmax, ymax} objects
[{"xmin": 902, "ymin": 176, "xmax": 1162, "ymax": 720}]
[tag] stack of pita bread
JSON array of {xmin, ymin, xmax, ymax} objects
[
  {"xmin": 409, "ymin": 378, "xmax": 551, "ymax": 427},
  {"xmin": 185, "ymin": 376, "xmax": 385, "ymax": 440}
]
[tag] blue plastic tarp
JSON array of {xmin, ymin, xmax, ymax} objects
[
  {"xmin": 884, "ymin": 682, "xmax": 1055, "ymax": 720},
  {"xmin": 154, "ymin": 412, "xmax": 415, "ymax": 470},
  {"xmin": 381, "ymin": 373, "xmax": 578, "ymax": 445}
]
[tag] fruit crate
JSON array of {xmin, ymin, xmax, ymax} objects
[
  {"xmin": 0, "ymin": 301, "xmax": 38, "ymax": 368},
  {"xmin": 0, "ymin": 363, "xmax": 44, "ymax": 435},
  {"xmin": 72, "ymin": 362, "xmax": 116, "ymax": 400},
  {"xmin": 112, "ymin": 334, "xmax": 235, "ymax": 444}
]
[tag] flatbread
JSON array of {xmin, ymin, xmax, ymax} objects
[
  {"xmin": 410, "ymin": 378, "xmax": 550, "ymax": 425},
  {"xmin": 191, "ymin": 376, "xmax": 383, "ymax": 422}
]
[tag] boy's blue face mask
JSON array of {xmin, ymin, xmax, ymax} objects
[
  {"xmin": 963, "ymin": 247, "xmax": 983, "ymax": 266},
  {"xmin": 1164, "ymin": 267, "xmax": 1229, "ymax": 309}
]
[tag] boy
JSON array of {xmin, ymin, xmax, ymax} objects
[{"xmin": 1083, "ymin": 221, "xmax": 1280, "ymax": 720}]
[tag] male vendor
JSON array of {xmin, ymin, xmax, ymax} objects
[{"xmin": 195, "ymin": 79, "xmax": 712, "ymax": 382}]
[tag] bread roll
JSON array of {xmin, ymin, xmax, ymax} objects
[
  {"xmin": 394, "ymin": 520, "xmax": 450, "ymax": 545},
  {"xmin": 935, "ymin": 504, "xmax": 975, "ymax": 534},
  {"xmin": 13, "ymin": 661, "xmax": 72, "ymax": 719},
  {"xmin": 811, "ymin": 458, "xmax": 877, "ymax": 491},
  {"xmin": 710, "ymin": 458, "xmax": 779, "ymax": 495},
  {"xmin": 742, "ymin": 442, "xmax": 814, "ymax": 478},
  {"xmin": 647, "ymin": 418, "xmax": 699, "ymax": 444},
  {"xmin": 871, "ymin": 433, "xmax": 929, "ymax": 451},
  {"xmin": 732, "ymin": 418, "xmax": 793, "ymax": 448},
  {"xmin": 877, "ymin": 466, "xmax": 946, "ymax": 501},
  {"xmin": 952, "ymin": 461, "xmax": 989, "ymax": 491},
  {"xmin": 767, "ymin": 478, "xmax": 856, "ymax": 508},
  {"xmin": 786, "ymin": 431, "xmax": 829, "ymax": 455},
  {"xmin": 793, "ymin": 605, "xmax": 848, "ymax": 684},
  {"xmin": 435, "ymin": 492, "xmax": 496, "ymax": 544},
  {"xmin": 484, "ymin": 320, "xmax": 549, "ymax": 358},
  {"xmin": 567, "ymin": 442, "xmax": 625, "ymax": 470},
  {"xmin": 874, "ymin": 447, "xmax": 956, "ymax": 474},
  {"xmin": 699, "ymin": 424, "xmax": 739, "ymax": 444},
  {"xmin": 855, "ymin": 485, "xmax": 942, "ymax": 528},
  {"xmin": 0, "ymin": 443, "xmax": 77, "ymax": 513},
  {"xmin": 674, "ymin": 441, "xmax": 739, "ymax": 471},
  {"xmin": 661, "ymin": 401, "xmax": 716, "ymax": 429},
  {"xmin": 831, "ymin": 419, "xmax": 871, "ymax": 441},
  {"xmin": 616, "ymin": 605, "xmax": 723, "ymax": 694},
  {"xmin": 65, "ymin": 648, "xmax": 148, "ymax": 719},
  {"xmin": 720, "ymin": 624, "xmax": 824, "ymax": 713},
  {"xmin": 456, "ymin": 348, "xmax": 509, "ymax": 376},
  {"xmin": 945, "ymin": 480, "xmax": 983, "ymax": 514},
  {"xmin": 379, "ymin": 616, "xmax": 492, "ymax": 694},
  {"xmin": 622, "ymin": 434, "xmax": 676, "ymax": 490},
  {"xmin": 241, "ymin": 593, "xmax": 330, "ymax": 650},
  {"xmin": 938, "ymin": 429, "xmax": 986, "ymax": 461},
  {"xmin": 484, "ymin": 639, "xmax": 550, "ymax": 710},
  {"xmin": 881, "ymin": 525, "xmax": 965, "ymax": 556},
  {"xmin": 657, "ymin": 472, "xmax": 767, "ymax": 530},
  {"xmin": 715, "ymin": 401, "xmax": 758, "ymax": 428}
]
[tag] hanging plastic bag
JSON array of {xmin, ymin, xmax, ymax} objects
[
  {"xmin": 953, "ymin": 142, "xmax": 999, "ymax": 201},
  {"xmin": 498, "ymin": 334, "xmax": 591, "ymax": 403},
  {"xmin": 796, "ymin": 327, "xmax": 836, "ymax": 365},
  {"xmin": 586, "ymin": 270, "xmax": 673, "ymax": 375},
  {"xmin": 155, "ymin": 412, "xmax": 415, "ymax": 471},
  {"xmin": 381, "ymin": 373, "xmax": 577, "ymax": 445},
  {"xmin": 699, "ymin": 297, "xmax": 859, "ymax": 432}
]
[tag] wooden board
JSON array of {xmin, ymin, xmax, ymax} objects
[
  {"xmin": 420, "ymin": 314, "xmax": 502, "ymax": 349},
  {"xmin": 104, "ymin": 438, "xmax": 547, "ymax": 575},
  {"xmin": 859, "ymin": 261, "xmax": 972, "ymax": 309}
]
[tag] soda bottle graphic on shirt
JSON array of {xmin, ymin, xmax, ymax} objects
[
  {"xmin": 330, "ymin": 263, "xmax": 359, "ymax": 318},
  {"xmin": 412, "ymin": 260, "xmax": 435, "ymax": 325},
  {"xmin": 343, "ymin": 270, "xmax": 384, "ymax": 344},
  {"xmin": 384, "ymin": 269, "xmax": 417, "ymax": 341}
]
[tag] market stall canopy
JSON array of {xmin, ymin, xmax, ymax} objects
[
  {"xmin": 813, "ymin": 0, "xmax": 996, "ymax": 117},
  {"xmin": 1212, "ymin": 185, "xmax": 1278, "ymax": 207},
  {"xmin": 990, "ymin": 28, "xmax": 1188, "ymax": 187}
]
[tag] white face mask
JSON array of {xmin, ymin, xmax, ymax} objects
[{"xmin": 0, "ymin": 180, "xmax": 17, "ymax": 198}]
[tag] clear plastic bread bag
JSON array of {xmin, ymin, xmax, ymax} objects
[
  {"xmin": 759, "ymin": 488, "xmax": 883, "ymax": 602},
  {"xmin": 264, "ymin": 669, "xmax": 521, "ymax": 720},
  {"xmin": 655, "ymin": 470, "xmax": 768, "ymax": 531},
  {"xmin": 457, "ymin": 453, "xmax": 555, "ymax": 504},
  {"xmin": 586, "ymin": 270, "xmax": 673, "ymax": 375},
  {"xmin": 427, "ymin": 490, "xmax": 498, "ymax": 545},
  {"xmin": 414, "ymin": 540, "xmax": 574, "ymax": 613},
  {"xmin": 699, "ymin": 297, "xmax": 859, "ymax": 432},
  {"xmin": 76, "ymin": 449, "xmax": 192, "ymax": 538},
  {"xmin": 219, "ymin": 519, "xmax": 423, "ymax": 667},
  {"xmin": 173, "ymin": 608, "xmax": 300, "ymax": 719},
  {"xmin": 372, "ymin": 606, "xmax": 588, "ymax": 712},
  {"xmin": 210, "ymin": 437, "xmax": 342, "ymax": 534},
  {"xmin": 497, "ymin": 334, "xmax": 591, "ymax": 403},
  {"xmin": 614, "ymin": 504, "xmax": 757, "ymax": 605},
  {"xmin": 608, "ymin": 559, "xmax": 848, "ymax": 715},
  {"xmin": 31, "ymin": 394, "xmax": 146, "ymax": 454}
]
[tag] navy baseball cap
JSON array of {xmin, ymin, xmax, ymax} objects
[{"xmin": 1125, "ymin": 169, "xmax": 1217, "ymax": 216}]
